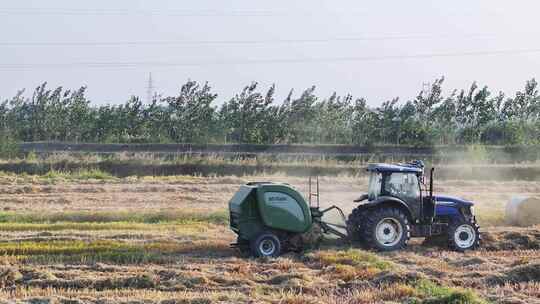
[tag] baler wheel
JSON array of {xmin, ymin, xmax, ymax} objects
[{"xmin": 250, "ymin": 232, "xmax": 281, "ymax": 258}]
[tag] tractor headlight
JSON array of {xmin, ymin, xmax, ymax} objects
[{"xmin": 470, "ymin": 206, "xmax": 475, "ymax": 215}]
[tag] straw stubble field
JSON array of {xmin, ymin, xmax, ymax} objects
[{"xmin": 0, "ymin": 173, "xmax": 538, "ymax": 304}]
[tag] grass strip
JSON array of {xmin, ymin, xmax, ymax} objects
[
  {"xmin": 309, "ymin": 248, "xmax": 394, "ymax": 270},
  {"xmin": 0, "ymin": 210, "xmax": 229, "ymax": 225},
  {"xmin": 412, "ymin": 279, "xmax": 487, "ymax": 304},
  {"xmin": 0, "ymin": 221, "xmax": 210, "ymax": 232}
]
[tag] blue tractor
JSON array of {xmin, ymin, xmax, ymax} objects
[{"xmin": 347, "ymin": 161, "xmax": 480, "ymax": 252}]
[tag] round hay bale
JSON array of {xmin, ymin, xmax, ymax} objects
[
  {"xmin": 506, "ymin": 196, "xmax": 540, "ymax": 227},
  {"xmin": 506, "ymin": 197, "xmax": 527, "ymax": 226}
]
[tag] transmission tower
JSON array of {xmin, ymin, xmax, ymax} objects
[
  {"xmin": 146, "ymin": 72, "xmax": 156, "ymax": 103},
  {"xmin": 420, "ymin": 81, "xmax": 432, "ymax": 100}
]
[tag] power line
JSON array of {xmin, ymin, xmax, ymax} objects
[
  {"xmin": 1, "ymin": 48, "xmax": 539, "ymax": 71},
  {"xmin": 0, "ymin": 8, "xmax": 498, "ymax": 17},
  {"xmin": 0, "ymin": 8, "xmax": 360, "ymax": 17},
  {"xmin": 0, "ymin": 34, "xmax": 498, "ymax": 47}
]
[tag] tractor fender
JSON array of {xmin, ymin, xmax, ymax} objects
[{"xmin": 360, "ymin": 196, "xmax": 413, "ymax": 221}]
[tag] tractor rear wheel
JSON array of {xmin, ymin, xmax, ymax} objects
[
  {"xmin": 362, "ymin": 207, "xmax": 410, "ymax": 251},
  {"xmin": 250, "ymin": 232, "xmax": 282, "ymax": 258},
  {"xmin": 347, "ymin": 207, "xmax": 369, "ymax": 243},
  {"xmin": 447, "ymin": 218, "xmax": 480, "ymax": 252}
]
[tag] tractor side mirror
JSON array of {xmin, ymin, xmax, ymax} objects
[{"xmin": 353, "ymin": 194, "xmax": 369, "ymax": 203}]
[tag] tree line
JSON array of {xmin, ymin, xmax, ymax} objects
[{"xmin": 1, "ymin": 77, "xmax": 539, "ymax": 146}]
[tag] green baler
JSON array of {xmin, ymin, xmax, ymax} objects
[{"xmin": 229, "ymin": 181, "xmax": 346, "ymax": 257}]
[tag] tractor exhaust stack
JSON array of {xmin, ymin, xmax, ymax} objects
[{"xmin": 430, "ymin": 167, "xmax": 434, "ymax": 199}]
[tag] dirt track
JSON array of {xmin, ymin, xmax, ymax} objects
[{"xmin": 0, "ymin": 176, "xmax": 539, "ymax": 303}]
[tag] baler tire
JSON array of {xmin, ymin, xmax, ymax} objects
[
  {"xmin": 447, "ymin": 218, "xmax": 480, "ymax": 252},
  {"xmin": 250, "ymin": 232, "xmax": 282, "ymax": 258},
  {"xmin": 362, "ymin": 207, "xmax": 410, "ymax": 252}
]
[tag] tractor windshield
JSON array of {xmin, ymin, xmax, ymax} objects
[
  {"xmin": 384, "ymin": 173, "xmax": 420, "ymax": 201},
  {"xmin": 368, "ymin": 172, "xmax": 382, "ymax": 200}
]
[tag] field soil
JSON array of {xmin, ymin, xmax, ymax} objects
[{"xmin": 0, "ymin": 175, "xmax": 539, "ymax": 303}]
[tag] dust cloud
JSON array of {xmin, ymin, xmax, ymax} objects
[{"xmin": 435, "ymin": 145, "xmax": 540, "ymax": 227}]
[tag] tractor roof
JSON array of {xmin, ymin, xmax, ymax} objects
[{"xmin": 367, "ymin": 163, "xmax": 424, "ymax": 174}]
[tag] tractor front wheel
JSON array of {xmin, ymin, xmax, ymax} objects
[
  {"xmin": 447, "ymin": 219, "xmax": 480, "ymax": 252},
  {"xmin": 250, "ymin": 232, "xmax": 282, "ymax": 257},
  {"xmin": 362, "ymin": 207, "xmax": 410, "ymax": 251}
]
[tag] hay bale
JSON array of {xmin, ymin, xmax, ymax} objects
[
  {"xmin": 506, "ymin": 197, "xmax": 540, "ymax": 227},
  {"xmin": 506, "ymin": 197, "xmax": 526, "ymax": 226}
]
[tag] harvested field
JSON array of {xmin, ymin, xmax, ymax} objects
[{"xmin": 0, "ymin": 174, "xmax": 538, "ymax": 303}]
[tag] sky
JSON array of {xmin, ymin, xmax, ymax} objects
[{"xmin": 1, "ymin": 0, "xmax": 540, "ymax": 106}]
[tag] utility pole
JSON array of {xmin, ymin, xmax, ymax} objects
[{"xmin": 146, "ymin": 72, "xmax": 155, "ymax": 103}]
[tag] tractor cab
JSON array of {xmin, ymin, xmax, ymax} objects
[{"xmin": 364, "ymin": 161, "xmax": 436, "ymax": 225}]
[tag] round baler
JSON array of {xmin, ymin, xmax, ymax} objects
[{"xmin": 229, "ymin": 181, "xmax": 346, "ymax": 257}]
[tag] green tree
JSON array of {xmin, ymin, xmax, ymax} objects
[
  {"xmin": 376, "ymin": 98, "xmax": 400, "ymax": 144},
  {"xmin": 219, "ymin": 82, "xmax": 272, "ymax": 143},
  {"xmin": 351, "ymin": 98, "xmax": 377, "ymax": 145},
  {"xmin": 455, "ymin": 83, "xmax": 493, "ymax": 143},
  {"xmin": 503, "ymin": 78, "xmax": 540, "ymax": 121},
  {"xmin": 414, "ymin": 77, "xmax": 445, "ymax": 127},
  {"xmin": 166, "ymin": 80, "xmax": 217, "ymax": 143},
  {"xmin": 285, "ymin": 86, "xmax": 318, "ymax": 143}
]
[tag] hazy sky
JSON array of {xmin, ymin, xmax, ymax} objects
[{"xmin": 1, "ymin": 0, "xmax": 540, "ymax": 106}]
